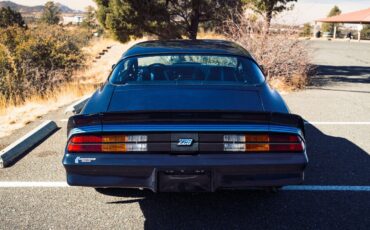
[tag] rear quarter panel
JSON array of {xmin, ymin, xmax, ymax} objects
[
  {"xmin": 259, "ymin": 84, "xmax": 290, "ymax": 114},
  {"xmin": 81, "ymin": 84, "xmax": 116, "ymax": 114}
]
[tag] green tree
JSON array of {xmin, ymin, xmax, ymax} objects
[
  {"xmin": 82, "ymin": 6, "xmax": 97, "ymax": 31},
  {"xmin": 322, "ymin": 6, "xmax": 341, "ymax": 33},
  {"xmin": 361, "ymin": 24, "xmax": 370, "ymax": 40},
  {"xmin": 300, "ymin": 23, "xmax": 312, "ymax": 37},
  {"xmin": 243, "ymin": 0, "xmax": 297, "ymax": 31},
  {"xmin": 94, "ymin": 0, "xmax": 243, "ymax": 42},
  {"xmin": 41, "ymin": 1, "xmax": 61, "ymax": 25},
  {"xmin": 0, "ymin": 7, "xmax": 26, "ymax": 28}
]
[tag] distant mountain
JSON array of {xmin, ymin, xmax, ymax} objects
[
  {"xmin": 0, "ymin": 1, "xmax": 82, "ymax": 14},
  {"xmin": 55, "ymin": 2, "xmax": 82, "ymax": 14}
]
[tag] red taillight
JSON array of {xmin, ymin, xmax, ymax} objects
[
  {"xmin": 67, "ymin": 134, "xmax": 147, "ymax": 153},
  {"xmin": 269, "ymin": 134, "xmax": 300, "ymax": 143},
  {"xmin": 67, "ymin": 144, "xmax": 102, "ymax": 152},
  {"xmin": 269, "ymin": 143, "xmax": 304, "ymax": 152},
  {"xmin": 224, "ymin": 133, "xmax": 304, "ymax": 153},
  {"xmin": 70, "ymin": 135, "xmax": 102, "ymax": 143}
]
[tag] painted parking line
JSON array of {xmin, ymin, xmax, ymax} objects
[
  {"xmin": 0, "ymin": 182, "xmax": 68, "ymax": 188},
  {"xmin": 305, "ymin": 121, "xmax": 370, "ymax": 125},
  {"xmin": 0, "ymin": 182, "xmax": 370, "ymax": 191},
  {"xmin": 282, "ymin": 185, "xmax": 370, "ymax": 192}
]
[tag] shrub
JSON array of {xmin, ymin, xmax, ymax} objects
[
  {"xmin": 0, "ymin": 7, "xmax": 26, "ymax": 28},
  {"xmin": 0, "ymin": 25, "xmax": 86, "ymax": 103},
  {"xmin": 223, "ymin": 14, "xmax": 312, "ymax": 89},
  {"xmin": 0, "ymin": 43, "xmax": 19, "ymax": 102},
  {"xmin": 300, "ymin": 23, "xmax": 312, "ymax": 37},
  {"xmin": 0, "ymin": 26, "xmax": 28, "ymax": 52}
]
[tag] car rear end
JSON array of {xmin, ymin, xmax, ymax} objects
[{"xmin": 63, "ymin": 112, "xmax": 308, "ymax": 192}]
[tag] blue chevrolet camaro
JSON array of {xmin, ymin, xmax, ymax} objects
[{"xmin": 63, "ymin": 40, "xmax": 308, "ymax": 192}]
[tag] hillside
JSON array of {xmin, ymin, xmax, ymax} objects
[{"xmin": 0, "ymin": 1, "xmax": 81, "ymax": 13}]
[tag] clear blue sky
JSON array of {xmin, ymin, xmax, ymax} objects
[{"xmin": 8, "ymin": 0, "xmax": 370, "ymax": 24}]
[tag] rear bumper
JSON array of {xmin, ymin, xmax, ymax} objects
[{"xmin": 63, "ymin": 153, "xmax": 308, "ymax": 192}]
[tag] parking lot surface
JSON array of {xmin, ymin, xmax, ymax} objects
[{"xmin": 0, "ymin": 40, "xmax": 369, "ymax": 229}]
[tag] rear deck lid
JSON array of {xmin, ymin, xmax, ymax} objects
[{"xmin": 107, "ymin": 85, "xmax": 264, "ymax": 112}]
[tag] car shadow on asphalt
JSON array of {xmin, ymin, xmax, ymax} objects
[
  {"xmin": 303, "ymin": 124, "xmax": 370, "ymax": 185},
  {"xmin": 95, "ymin": 124, "xmax": 370, "ymax": 229},
  {"xmin": 310, "ymin": 65, "xmax": 370, "ymax": 87}
]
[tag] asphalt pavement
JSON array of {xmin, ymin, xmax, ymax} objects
[{"xmin": 0, "ymin": 40, "xmax": 369, "ymax": 230}]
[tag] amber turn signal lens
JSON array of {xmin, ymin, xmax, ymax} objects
[
  {"xmin": 102, "ymin": 135, "xmax": 127, "ymax": 143},
  {"xmin": 246, "ymin": 144, "xmax": 270, "ymax": 152},
  {"xmin": 101, "ymin": 144, "xmax": 126, "ymax": 152},
  {"xmin": 245, "ymin": 134, "xmax": 269, "ymax": 142}
]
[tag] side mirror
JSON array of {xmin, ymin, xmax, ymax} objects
[{"xmin": 112, "ymin": 64, "xmax": 116, "ymax": 70}]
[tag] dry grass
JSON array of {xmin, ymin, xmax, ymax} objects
[
  {"xmin": 76, "ymin": 38, "xmax": 146, "ymax": 84},
  {"xmin": 0, "ymin": 37, "xmax": 142, "ymax": 138},
  {"xmin": 0, "ymin": 83, "xmax": 96, "ymax": 137},
  {"xmin": 197, "ymin": 31, "xmax": 226, "ymax": 40},
  {"xmin": 82, "ymin": 37, "xmax": 118, "ymax": 65}
]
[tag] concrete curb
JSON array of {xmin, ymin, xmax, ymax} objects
[
  {"xmin": 0, "ymin": 120, "xmax": 58, "ymax": 168},
  {"xmin": 64, "ymin": 94, "xmax": 91, "ymax": 115}
]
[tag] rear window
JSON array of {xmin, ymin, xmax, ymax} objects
[{"xmin": 109, "ymin": 54, "xmax": 265, "ymax": 85}]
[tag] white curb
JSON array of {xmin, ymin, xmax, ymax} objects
[{"xmin": 0, "ymin": 120, "xmax": 58, "ymax": 168}]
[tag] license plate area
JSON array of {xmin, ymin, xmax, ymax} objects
[{"xmin": 158, "ymin": 170, "xmax": 211, "ymax": 192}]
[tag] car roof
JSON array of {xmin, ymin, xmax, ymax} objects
[{"xmin": 120, "ymin": 39, "xmax": 253, "ymax": 59}]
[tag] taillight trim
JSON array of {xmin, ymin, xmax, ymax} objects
[
  {"xmin": 67, "ymin": 134, "xmax": 148, "ymax": 153},
  {"xmin": 223, "ymin": 133, "xmax": 305, "ymax": 153}
]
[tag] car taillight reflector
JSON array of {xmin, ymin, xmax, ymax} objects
[
  {"xmin": 67, "ymin": 144, "xmax": 102, "ymax": 152},
  {"xmin": 68, "ymin": 134, "xmax": 147, "ymax": 153},
  {"xmin": 223, "ymin": 134, "xmax": 304, "ymax": 153},
  {"xmin": 269, "ymin": 143, "xmax": 304, "ymax": 152},
  {"xmin": 269, "ymin": 134, "xmax": 300, "ymax": 143}
]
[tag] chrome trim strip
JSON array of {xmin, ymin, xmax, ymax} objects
[{"xmin": 68, "ymin": 124, "xmax": 302, "ymax": 139}]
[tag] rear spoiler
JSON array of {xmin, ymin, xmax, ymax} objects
[{"xmin": 67, "ymin": 111, "xmax": 305, "ymax": 136}]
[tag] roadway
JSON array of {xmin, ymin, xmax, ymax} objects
[{"xmin": 0, "ymin": 40, "xmax": 369, "ymax": 229}]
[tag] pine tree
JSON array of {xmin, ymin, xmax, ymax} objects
[
  {"xmin": 41, "ymin": 1, "xmax": 61, "ymax": 25},
  {"xmin": 322, "ymin": 6, "xmax": 341, "ymax": 33},
  {"xmin": 0, "ymin": 7, "xmax": 26, "ymax": 28},
  {"xmin": 94, "ymin": 0, "xmax": 243, "ymax": 42}
]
